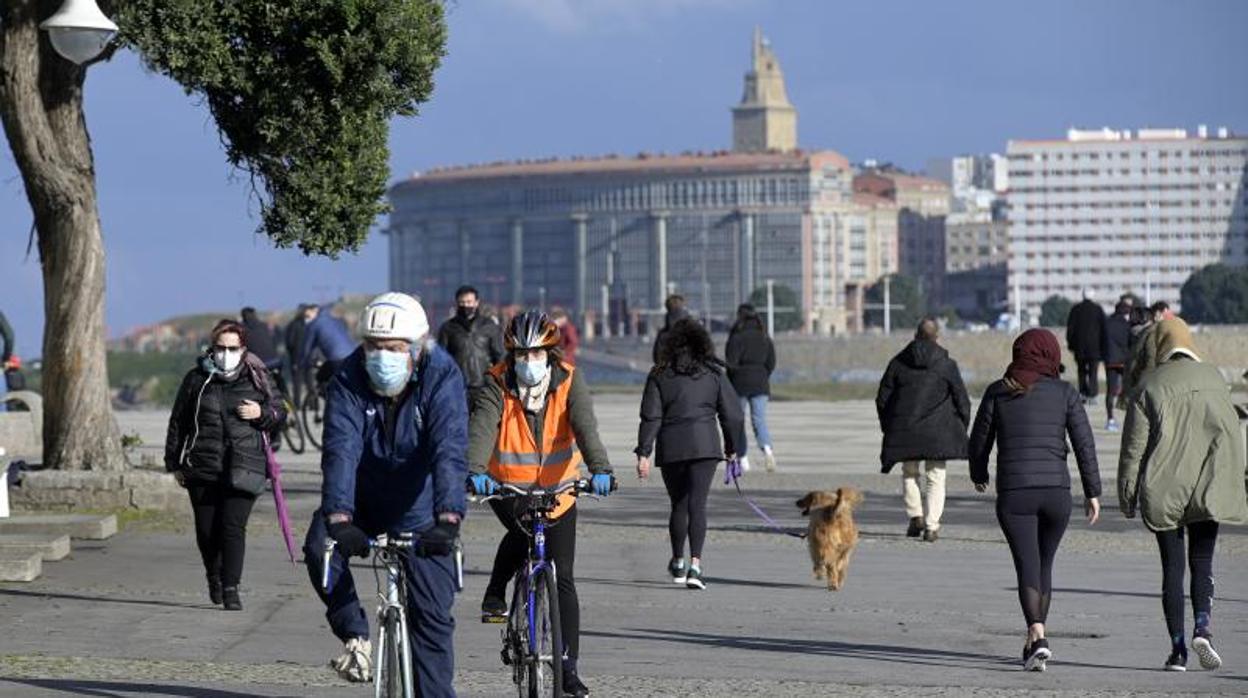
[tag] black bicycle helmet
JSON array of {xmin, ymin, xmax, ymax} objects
[{"xmin": 504, "ymin": 309, "xmax": 560, "ymax": 352}]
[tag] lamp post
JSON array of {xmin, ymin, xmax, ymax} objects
[{"xmin": 39, "ymin": 0, "xmax": 118, "ymax": 65}]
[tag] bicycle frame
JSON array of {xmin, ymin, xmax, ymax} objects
[{"xmin": 524, "ymin": 514, "xmax": 554, "ymax": 653}]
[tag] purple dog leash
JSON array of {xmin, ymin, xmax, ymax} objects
[{"xmin": 725, "ymin": 457, "xmax": 806, "ymax": 539}]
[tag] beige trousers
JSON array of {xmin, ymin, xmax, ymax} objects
[{"xmin": 901, "ymin": 460, "xmax": 947, "ymax": 531}]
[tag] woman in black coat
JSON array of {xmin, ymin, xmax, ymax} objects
[
  {"xmin": 165, "ymin": 319, "xmax": 286, "ymax": 610},
  {"xmin": 725, "ymin": 304, "xmax": 777, "ymax": 472},
  {"xmin": 636, "ymin": 318, "xmax": 745, "ymax": 590}
]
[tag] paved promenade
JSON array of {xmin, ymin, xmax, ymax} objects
[{"xmin": 1, "ymin": 396, "xmax": 1245, "ymax": 696}]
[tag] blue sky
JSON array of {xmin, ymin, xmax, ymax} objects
[{"xmin": 3, "ymin": 0, "xmax": 1246, "ymax": 353}]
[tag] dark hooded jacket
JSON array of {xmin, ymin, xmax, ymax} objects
[
  {"xmin": 1066, "ymin": 299, "xmax": 1106, "ymax": 361},
  {"xmin": 875, "ymin": 339, "xmax": 971, "ymax": 471},
  {"xmin": 652, "ymin": 308, "xmax": 690, "ymax": 364},
  {"xmin": 725, "ymin": 322, "xmax": 776, "ymax": 398},
  {"xmin": 1102, "ymin": 311, "xmax": 1132, "ymax": 367}
]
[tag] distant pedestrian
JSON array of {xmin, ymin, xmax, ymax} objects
[
  {"xmin": 1066, "ymin": 289, "xmax": 1106, "ymax": 405},
  {"xmin": 551, "ymin": 307, "xmax": 580, "ymax": 365},
  {"xmin": 652, "ymin": 294, "xmax": 689, "ymax": 364},
  {"xmin": 298, "ymin": 303, "xmax": 356, "ymax": 393},
  {"xmin": 636, "ymin": 317, "xmax": 744, "ymax": 591},
  {"xmin": 1118, "ymin": 317, "xmax": 1248, "ymax": 672},
  {"xmin": 876, "ymin": 318, "xmax": 971, "ymax": 542},
  {"xmin": 240, "ymin": 307, "xmax": 280, "ymax": 368},
  {"xmin": 1123, "ymin": 301, "xmax": 1173, "ymax": 399},
  {"xmin": 968, "ymin": 328, "xmax": 1101, "ymax": 671},
  {"xmin": 436, "ymin": 285, "xmax": 505, "ymax": 409},
  {"xmin": 1102, "ymin": 300, "xmax": 1132, "ymax": 432},
  {"xmin": 725, "ymin": 304, "xmax": 777, "ymax": 473},
  {"xmin": 0, "ymin": 310, "xmax": 13, "ymax": 412},
  {"xmin": 164, "ymin": 319, "xmax": 287, "ymax": 611},
  {"xmin": 283, "ymin": 304, "xmax": 310, "ymax": 404}
]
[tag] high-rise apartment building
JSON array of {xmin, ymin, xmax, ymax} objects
[
  {"xmin": 1007, "ymin": 127, "xmax": 1248, "ymax": 319},
  {"xmin": 853, "ymin": 171, "xmax": 951, "ymax": 310}
]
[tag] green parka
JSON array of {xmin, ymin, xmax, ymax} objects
[{"xmin": 1118, "ymin": 357, "xmax": 1248, "ymax": 531}]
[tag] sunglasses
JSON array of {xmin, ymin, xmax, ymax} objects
[{"xmin": 212, "ymin": 345, "xmax": 244, "ymax": 353}]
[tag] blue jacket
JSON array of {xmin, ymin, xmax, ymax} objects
[
  {"xmin": 320, "ymin": 343, "xmax": 469, "ymax": 533},
  {"xmin": 299, "ymin": 308, "xmax": 356, "ymax": 368}
]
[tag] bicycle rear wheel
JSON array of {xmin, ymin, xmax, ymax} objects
[
  {"xmin": 281, "ymin": 400, "xmax": 306, "ymax": 454},
  {"xmin": 301, "ymin": 392, "xmax": 324, "ymax": 452},
  {"xmin": 520, "ymin": 566, "xmax": 562, "ymax": 698},
  {"xmin": 376, "ymin": 607, "xmax": 405, "ymax": 698}
]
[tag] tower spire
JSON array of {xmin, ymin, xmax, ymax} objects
[{"xmin": 732, "ymin": 28, "xmax": 797, "ymax": 153}]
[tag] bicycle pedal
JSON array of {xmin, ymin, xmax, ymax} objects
[
  {"xmin": 500, "ymin": 648, "xmax": 512, "ymax": 666},
  {"xmin": 481, "ymin": 613, "xmax": 507, "ymax": 624}
]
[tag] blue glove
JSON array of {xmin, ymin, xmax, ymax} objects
[
  {"xmin": 591, "ymin": 473, "xmax": 614, "ymax": 497},
  {"xmin": 470, "ymin": 473, "xmax": 497, "ymax": 496}
]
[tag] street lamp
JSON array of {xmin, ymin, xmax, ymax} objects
[{"xmin": 40, "ymin": 0, "xmax": 118, "ymax": 65}]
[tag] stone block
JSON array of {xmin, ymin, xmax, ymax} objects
[
  {"xmin": 11, "ymin": 487, "xmax": 131, "ymax": 510},
  {"xmin": 0, "ymin": 533, "xmax": 70, "ymax": 561},
  {"xmin": 21, "ymin": 470, "xmax": 125, "ymax": 491},
  {"xmin": 130, "ymin": 486, "xmax": 189, "ymax": 512},
  {"xmin": 0, "ymin": 514, "xmax": 118, "ymax": 540},
  {"xmin": 0, "ymin": 551, "xmax": 42, "ymax": 582}
]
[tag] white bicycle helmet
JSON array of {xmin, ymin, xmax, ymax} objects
[{"xmin": 360, "ymin": 292, "xmax": 429, "ymax": 343}]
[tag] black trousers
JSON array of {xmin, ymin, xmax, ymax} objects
[
  {"xmin": 660, "ymin": 458, "xmax": 718, "ymax": 560},
  {"xmin": 485, "ymin": 501, "xmax": 581, "ymax": 658},
  {"xmin": 1076, "ymin": 359, "xmax": 1099, "ymax": 399},
  {"xmin": 1156, "ymin": 521, "xmax": 1219, "ymax": 642},
  {"xmin": 187, "ymin": 481, "xmax": 257, "ymax": 588},
  {"xmin": 996, "ymin": 487, "xmax": 1072, "ymax": 626}
]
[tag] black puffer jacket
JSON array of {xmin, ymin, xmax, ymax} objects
[
  {"xmin": 876, "ymin": 339, "xmax": 971, "ymax": 471},
  {"xmin": 725, "ymin": 324, "xmax": 776, "ymax": 397},
  {"xmin": 164, "ymin": 354, "xmax": 286, "ymax": 486},
  {"xmin": 968, "ymin": 377, "xmax": 1101, "ymax": 499},
  {"xmin": 437, "ymin": 314, "xmax": 505, "ymax": 390},
  {"xmin": 635, "ymin": 363, "xmax": 745, "ymax": 465}
]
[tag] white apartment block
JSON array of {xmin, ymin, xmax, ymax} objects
[{"xmin": 1007, "ymin": 126, "xmax": 1248, "ymax": 319}]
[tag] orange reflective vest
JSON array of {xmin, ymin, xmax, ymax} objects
[{"xmin": 486, "ymin": 361, "xmax": 583, "ymax": 518}]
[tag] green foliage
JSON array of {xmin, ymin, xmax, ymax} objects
[
  {"xmin": 119, "ymin": 0, "xmax": 447, "ymax": 256},
  {"xmin": 863, "ymin": 275, "xmax": 924, "ymax": 331},
  {"xmin": 1181, "ymin": 264, "xmax": 1248, "ymax": 324},
  {"xmin": 1039, "ymin": 295, "xmax": 1074, "ymax": 327},
  {"xmin": 748, "ymin": 284, "xmax": 802, "ymax": 332}
]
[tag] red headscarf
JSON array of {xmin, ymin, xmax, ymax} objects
[{"xmin": 1005, "ymin": 329, "xmax": 1062, "ymax": 390}]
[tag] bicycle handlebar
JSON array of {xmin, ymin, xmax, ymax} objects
[
  {"xmin": 468, "ymin": 476, "xmax": 618, "ymax": 503},
  {"xmin": 321, "ymin": 534, "xmax": 462, "ymax": 592}
]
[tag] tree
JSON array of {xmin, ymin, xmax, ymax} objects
[
  {"xmin": 863, "ymin": 275, "xmax": 924, "ymax": 331},
  {"xmin": 748, "ymin": 283, "xmax": 802, "ymax": 332},
  {"xmin": 1181, "ymin": 264, "xmax": 1248, "ymax": 324},
  {"xmin": 1039, "ymin": 295, "xmax": 1074, "ymax": 327},
  {"xmin": 0, "ymin": 1, "xmax": 445, "ymax": 470}
]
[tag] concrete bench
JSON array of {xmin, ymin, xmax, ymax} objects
[
  {"xmin": 0, "ymin": 550, "xmax": 43, "ymax": 582},
  {"xmin": 0, "ymin": 533, "xmax": 71, "ymax": 561},
  {"xmin": 0, "ymin": 514, "xmax": 118, "ymax": 540},
  {"xmin": 0, "ymin": 390, "xmax": 42, "ymax": 463}
]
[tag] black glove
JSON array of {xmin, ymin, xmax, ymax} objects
[
  {"xmin": 418, "ymin": 520, "xmax": 460, "ymax": 557},
  {"xmin": 327, "ymin": 520, "xmax": 370, "ymax": 558}
]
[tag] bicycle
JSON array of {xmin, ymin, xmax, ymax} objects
[
  {"xmin": 266, "ymin": 365, "xmax": 305, "ymax": 454},
  {"xmin": 322, "ymin": 533, "xmax": 465, "ymax": 698},
  {"xmin": 301, "ymin": 360, "xmax": 329, "ymax": 452},
  {"xmin": 473, "ymin": 478, "xmax": 613, "ymax": 698}
]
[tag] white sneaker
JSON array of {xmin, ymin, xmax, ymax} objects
[
  {"xmin": 738, "ymin": 456, "xmax": 751, "ymax": 472},
  {"xmin": 762, "ymin": 445, "xmax": 776, "ymax": 472},
  {"xmin": 330, "ymin": 637, "xmax": 373, "ymax": 683}
]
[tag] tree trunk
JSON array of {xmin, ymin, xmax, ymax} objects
[{"xmin": 0, "ymin": 0, "xmax": 125, "ymax": 470}]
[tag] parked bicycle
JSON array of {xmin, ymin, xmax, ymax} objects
[
  {"xmin": 322, "ymin": 533, "xmax": 464, "ymax": 698},
  {"xmin": 472, "ymin": 478, "xmax": 614, "ymax": 698}
]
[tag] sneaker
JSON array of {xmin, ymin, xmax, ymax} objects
[
  {"xmin": 922, "ymin": 528, "xmax": 939, "ymax": 543},
  {"xmin": 221, "ymin": 586, "xmax": 242, "ymax": 611},
  {"xmin": 685, "ymin": 565, "xmax": 706, "ymax": 590},
  {"xmin": 1106, "ymin": 418, "xmax": 1120, "ymax": 433},
  {"xmin": 738, "ymin": 456, "xmax": 751, "ymax": 472},
  {"xmin": 481, "ymin": 595, "xmax": 508, "ymax": 624},
  {"xmin": 1164, "ymin": 649, "xmax": 1188, "ymax": 672},
  {"xmin": 668, "ymin": 558, "xmax": 688, "ymax": 585},
  {"xmin": 762, "ymin": 445, "xmax": 776, "ymax": 473},
  {"xmin": 562, "ymin": 662, "xmax": 590, "ymax": 697},
  {"xmin": 1193, "ymin": 629, "xmax": 1222, "ymax": 670},
  {"xmin": 1023, "ymin": 638, "xmax": 1051, "ymax": 671},
  {"xmin": 331, "ymin": 637, "xmax": 373, "ymax": 683},
  {"xmin": 906, "ymin": 517, "xmax": 924, "ymax": 538}
]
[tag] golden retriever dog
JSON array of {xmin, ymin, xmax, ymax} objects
[{"xmin": 796, "ymin": 487, "xmax": 864, "ymax": 591}]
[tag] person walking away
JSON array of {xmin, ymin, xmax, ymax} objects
[
  {"xmin": 303, "ymin": 293, "xmax": 467, "ymax": 692},
  {"xmin": 968, "ymin": 328, "xmax": 1101, "ymax": 671},
  {"xmin": 1123, "ymin": 301, "xmax": 1173, "ymax": 400},
  {"xmin": 436, "ymin": 285, "xmax": 505, "ymax": 411},
  {"xmin": 0, "ymin": 310, "xmax": 13, "ymax": 412},
  {"xmin": 1118, "ymin": 317, "xmax": 1248, "ymax": 672},
  {"xmin": 725, "ymin": 304, "xmax": 777, "ymax": 472},
  {"xmin": 466, "ymin": 310, "xmax": 613, "ymax": 697},
  {"xmin": 1102, "ymin": 301, "xmax": 1132, "ymax": 432},
  {"xmin": 876, "ymin": 318, "xmax": 971, "ymax": 542},
  {"xmin": 551, "ymin": 308, "xmax": 580, "ymax": 365},
  {"xmin": 652, "ymin": 294, "xmax": 689, "ymax": 364},
  {"xmin": 298, "ymin": 303, "xmax": 356, "ymax": 394},
  {"xmin": 164, "ymin": 319, "xmax": 287, "ymax": 611},
  {"xmin": 283, "ymin": 304, "xmax": 310, "ymax": 405},
  {"xmin": 637, "ymin": 317, "xmax": 744, "ymax": 590},
  {"xmin": 1066, "ymin": 289, "xmax": 1106, "ymax": 406}
]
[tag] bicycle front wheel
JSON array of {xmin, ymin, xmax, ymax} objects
[
  {"xmin": 525, "ymin": 566, "xmax": 563, "ymax": 698},
  {"xmin": 282, "ymin": 400, "xmax": 306, "ymax": 454},
  {"xmin": 301, "ymin": 393, "xmax": 324, "ymax": 452},
  {"xmin": 376, "ymin": 607, "xmax": 405, "ymax": 698}
]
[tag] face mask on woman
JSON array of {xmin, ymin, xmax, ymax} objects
[
  {"xmin": 515, "ymin": 358, "xmax": 548, "ymax": 387},
  {"xmin": 212, "ymin": 347, "xmax": 243, "ymax": 372},
  {"xmin": 366, "ymin": 349, "xmax": 414, "ymax": 396}
]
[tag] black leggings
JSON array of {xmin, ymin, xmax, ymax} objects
[
  {"xmin": 186, "ymin": 481, "xmax": 257, "ymax": 588},
  {"xmin": 1156, "ymin": 521, "xmax": 1219, "ymax": 642},
  {"xmin": 661, "ymin": 458, "xmax": 718, "ymax": 560},
  {"xmin": 996, "ymin": 487, "xmax": 1072, "ymax": 626},
  {"xmin": 485, "ymin": 502, "xmax": 581, "ymax": 658}
]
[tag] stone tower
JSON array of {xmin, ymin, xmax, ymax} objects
[{"xmin": 732, "ymin": 27, "xmax": 797, "ymax": 153}]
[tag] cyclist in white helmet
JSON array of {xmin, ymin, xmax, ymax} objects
[{"xmin": 303, "ymin": 292, "xmax": 468, "ymax": 695}]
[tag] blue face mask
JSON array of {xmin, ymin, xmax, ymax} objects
[
  {"xmin": 365, "ymin": 349, "xmax": 412, "ymax": 396},
  {"xmin": 515, "ymin": 358, "xmax": 548, "ymax": 387}
]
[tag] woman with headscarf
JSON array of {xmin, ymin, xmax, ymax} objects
[
  {"xmin": 968, "ymin": 329, "xmax": 1102, "ymax": 671},
  {"xmin": 1118, "ymin": 318, "xmax": 1248, "ymax": 672}
]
